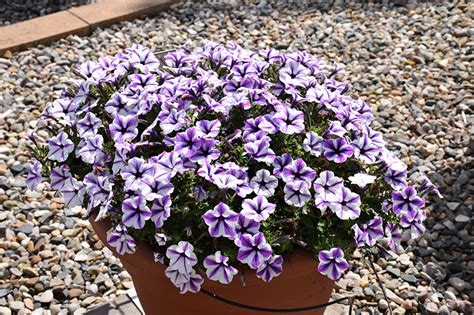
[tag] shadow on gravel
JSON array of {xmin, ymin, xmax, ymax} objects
[{"xmin": 415, "ymin": 158, "xmax": 473, "ymax": 312}]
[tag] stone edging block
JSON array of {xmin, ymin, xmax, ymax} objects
[{"xmin": 0, "ymin": 0, "xmax": 180, "ymax": 55}]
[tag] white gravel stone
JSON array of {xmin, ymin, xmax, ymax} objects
[{"xmin": 39, "ymin": 290, "xmax": 54, "ymax": 303}]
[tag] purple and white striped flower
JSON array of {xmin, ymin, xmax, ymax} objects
[
  {"xmin": 109, "ymin": 115, "xmax": 138, "ymax": 144},
  {"xmin": 165, "ymin": 267, "xmax": 190, "ymax": 287},
  {"xmin": 258, "ymin": 114, "xmax": 278, "ymax": 134},
  {"xmin": 204, "ymin": 251, "xmax": 238, "ymax": 284},
  {"xmin": 282, "ymin": 158, "xmax": 316, "ymax": 186},
  {"xmin": 400, "ymin": 210, "xmax": 426, "ymax": 238},
  {"xmin": 241, "ymin": 195, "xmax": 276, "ymax": 222},
  {"xmin": 363, "ymin": 125, "xmax": 385, "ymax": 148},
  {"xmin": 279, "ymin": 61, "xmax": 310, "ymax": 87},
  {"xmin": 166, "ymin": 241, "xmax": 198, "ymax": 275},
  {"xmin": 197, "ymin": 119, "xmax": 221, "ymax": 138},
  {"xmin": 190, "ymin": 139, "xmax": 220, "ymax": 163},
  {"xmin": 155, "ymin": 233, "xmax": 169, "ymax": 246},
  {"xmin": 128, "ymin": 44, "xmax": 160, "ymax": 72},
  {"xmin": 174, "ymin": 127, "xmax": 202, "ymax": 158},
  {"xmin": 385, "ymin": 223, "xmax": 402, "ymax": 253},
  {"xmin": 315, "ymin": 193, "xmax": 332, "ymax": 215},
  {"xmin": 392, "ymin": 186, "xmax": 425, "ymax": 217},
  {"xmin": 235, "ymin": 232, "xmax": 272, "ymax": 269},
  {"xmin": 105, "ymin": 93, "xmax": 131, "ymax": 117},
  {"xmin": 313, "ymin": 171, "xmax": 344, "ymax": 196},
  {"xmin": 362, "ymin": 216, "xmax": 384, "ymax": 246},
  {"xmin": 202, "ymin": 203, "xmax": 239, "ymax": 238},
  {"xmin": 159, "ymin": 108, "xmax": 186, "ymax": 135},
  {"xmin": 78, "ymin": 134, "xmax": 105, "ymax": 165},
  {"xmin": 78, "ymin": 61, "xmax": 101, "ymax": 80},
  {"xmin": 256, "ymin": 255, "xmax": 283, "ymax": 282},
  {"xmin": 314, "ymin": 171, "xmax": 343, "ymax": 214},
  {"xmin": 60, "ymin": 178, "xmax": 85, "ymax": 208},
  {"xmin": 77, "ymin": 112, "xmax": 101, "ymax": 137},
  {"xmin": 334, "ymin": 107, "xmax": 359, "ymax": 131},
  {"xmin": 284, "ymin": 181, "xmax": 311, "ymax": 207},
  {"xmin": 142, "ymin": 179, "xmax": 174, "ymax": 201},
  {"xmin": 122, "ymin": 195, "xmax": 152, "ymax": 229},
  {"xmin": 178, "ymin": 271, "xmax": 204, "ymax": 294},
  {"xmin": 150, "ymin": 195, "xmax": 171, "ymax": 228},
  {"xmin": 216, "ymin": 93, "xmax": 248, "ymax": 113},
  {"xmin": 272, "ymin": 154, "xmax": 292, "ymax": 178},
  {"xmin": 259, "ymin": 48, "xmax": 283, "ymax": 64},
  {"xmin": 327, "ymin": 187, "xmax": 361, "ymax": 220},
  {"xmin": 107, "ymin": 225, "xmax": 136, "ymax": 255},
  {"xmin": 306, "ymin": 84, "xmax": 335, "ymax": 105},
  {"xmin": 128, "ymin": 73, "xmax": 159, "ymax": 93},
  {"xmin": 250, "ymin": 170, "xmax": 278, "ymax": 197},
  {"xmin": 323, "ymin": 138, "xmax": 353, "ymax": 164},
  {"xmin": 96, "ymin": 191, "xmax": 114, "ymax": 221},
  {"xmin": 48, "ymin": 132, "xmax": 74, "ymax": 162},
  {"xmin": 418, "ymin": 172, "xmax": 443, "ymax": 199},
  {"xmin": 351, "ymin": 224, "xmax": 367, "ymax": 247},
  {"xmin": 352, "ymin": 134, "xmax": 380, "ymax": 164},
  {"xmin": 26, "ymin": 161, "xmax": 43, "ymax": 190},
  {"xmin": 317, "ymin": 248, "xmax": 350, "ymax": 280},
  {"xmin": 83, "ymin": 173, "xmax": 113, "ymax": 211},
  {"xmin": 244, "ymin": 139, "xmax": 276, "ymax": 164},
  {"xmin": 384, "ymin": 168, "xmax": 407, "ymax": 190},
  {"xmin": 154, "ymin": 252, "xmax": 165, "ymax": 264},
  {"xmin": 151, "ymin": 151, "xmax": 184, "ymax": 181},
  {"xmin": 43, "ymin": 98, "xmax": 77, "ymax": 125},
  {"xmin": 212, "ymin": 173, "xmax": 241, "ymax": 191},
  {"xmin": 121, "ymin": 157, "xmax": 155, "ymax": 191},
  {"xmin": 233, "ymin": 214, "xmax": 260, "ymax": 239},
  {"xmin": 229, "ymin": 166, "xmax": 253, "ymax": 198},
  {"xmin": 381, "ymin": 199, "xmax": 392, "ymax": 213},
  {"xmin": 242, "ymin": 121, "xmax": 265, "ymax": 142},
  {"xmin": 112, "ymin": 148, "xmax": 128, "ymax": 174},
  {"xmin": 324, "ymin": 121, "xmax": 346, "ymax": 138},
  {"xmin": 303, "ymin": 131, "xmax": 324, "ymax": 157},
  {"xmin": 272, "ymin": 106, "xmax": 305, "ymax": 134},
  {"xmin": 379, "ymin": 149, "xmax": 407, "ymax": 172}
]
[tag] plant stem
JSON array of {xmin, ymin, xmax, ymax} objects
[{"xmin": 367, "ymin": 251, "xmax": 393, "ymax": 315}]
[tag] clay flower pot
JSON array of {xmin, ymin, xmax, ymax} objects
[{"xmin": 90, "ymin": 216, "xmax": 335, "ymax": 315}]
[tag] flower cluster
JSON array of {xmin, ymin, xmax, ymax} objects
[{"xmin": 27, "ymin": 42, "xmax": 440, "ymax": 293}]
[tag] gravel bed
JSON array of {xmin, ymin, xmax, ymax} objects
[
  {"xmin": 0, "ymin": 0, "xmax": 91, "ymax": 26},
  {"xmin": 0, "ymin": 0, "xmax": 472, "ymax": 314}
]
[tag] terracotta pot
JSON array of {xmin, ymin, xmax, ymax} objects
[{"xmin": 89, "ymin": 217, "xmax": 335, "ymax": 315}]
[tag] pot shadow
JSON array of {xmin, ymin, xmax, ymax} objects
[
  {"xmin": 406, "ymin": 158, "xmax": 473, "ymax": 313},
  {"xmin": 85, "ymin": 294, "xmax": 141, "ymax": 315}
]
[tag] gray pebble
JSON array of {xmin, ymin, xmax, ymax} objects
[
  {"xmin": 424, "ymin": 262, "xmax": 447, "ymax": 282},
  {"xmin": 449, "ymin": 277, "xmax": 466, "ymax": 292}
]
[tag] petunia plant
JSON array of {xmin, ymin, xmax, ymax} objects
[{"xmin": 26, "ymin": 42, "xmax": 441, "ymax": 294}]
